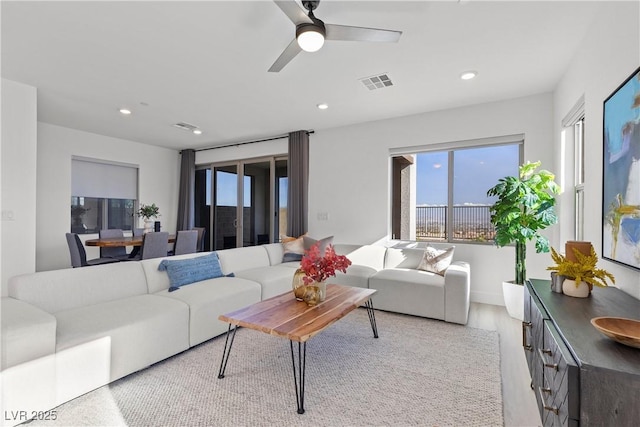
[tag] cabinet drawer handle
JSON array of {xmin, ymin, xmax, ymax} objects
[
  {"xmin": 537, "ymin": 348, "xmax": 558, "ymax": 371},
  {"xmin": 537, "ymin": 386, "xmax": 559, "ymax": 415},
  {"xmin": 522, "ymin": 321, "xmax": 532, "ymax": 351}
]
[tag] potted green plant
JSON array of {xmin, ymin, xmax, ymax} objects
[
  {"xmin": 71, "ymin": 205, "xmax": 90, "ymax": 233},
  {"xmin": 137, "ymin": 203, "xmax": 160, "ymax": 233},
  {"xmin": 487, "ymin": 161, "xmax": 560, "ymax": 319},
  {"xmin": 547, "ymin": 246, "xmax": 615, "ymax": 298},
  {"xmin": 71, "ymin": 205, "xmax": 90, "ymax": 225}
]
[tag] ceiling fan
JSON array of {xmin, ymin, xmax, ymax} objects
[{"xmin": 268, "ymin": 0, "xmax": 402, "ymax": 72}]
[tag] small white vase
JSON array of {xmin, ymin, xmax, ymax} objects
[
  {"xmin": 562, "ymin": 279, "xmax": 591, "ymax": 298},
  {"xmin": 143, "ymin": 219, "xmax": 154, "ymax": 234}
]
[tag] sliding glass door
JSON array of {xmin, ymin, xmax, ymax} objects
[
  {"xmin": 275, "ymin": 159, "xmax": 288, "ymax": 239},
  {"xmin": 242, "ymin": 160, "xmax": 271, "ymax": 247},
  {"xmin": 195, "ymin": 156, "xmax": 287, "ymax": 251}
]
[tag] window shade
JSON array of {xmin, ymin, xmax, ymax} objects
[
  {"xmin": 72, "ymin": 158, "xmax": 138, "ymax": 199},
  {"xmin": 561, "ymin": 95, "xmax": 585, "ymax": 128},
  {"xmin": 389, "ymin": 133, "xmax": 524, "ymax": 156}
]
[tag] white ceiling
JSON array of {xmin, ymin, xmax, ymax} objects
[{"xmin": 2, "ymin": 0, "xmax": 602, "ymax": 150}]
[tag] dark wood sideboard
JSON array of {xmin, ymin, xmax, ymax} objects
[{"xmin": 523, "ymin": 279, "xmax": 640, "ymax": 426}]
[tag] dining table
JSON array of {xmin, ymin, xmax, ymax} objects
[{"xmin": 85, "ymin": 234, "xmax": 176, "ymax": 247}]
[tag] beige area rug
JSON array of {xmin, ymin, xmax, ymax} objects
[{"xmin": 30, "ymin": 309, "xmax": 503, "ymax": 426}]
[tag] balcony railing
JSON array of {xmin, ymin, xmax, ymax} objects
[{"xmin": 416, "ymin": 205, "xmax": 495, "ymax": 242}]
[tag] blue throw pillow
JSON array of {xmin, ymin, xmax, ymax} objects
[{"xmin": 158, "ymin": 252, "xmax": 224, "ymax": 291}]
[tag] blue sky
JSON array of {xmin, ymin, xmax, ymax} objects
[
  {"xmin": 206, "ymin": 170, "xmax": 250, "ymax": 207},
  {"xmin": 208, "ymin": 170, "xmax": 288, "ymax": 207},
  {"xmin": 416, "ymin": 144, "xmax": 520, "ymax": 205}
]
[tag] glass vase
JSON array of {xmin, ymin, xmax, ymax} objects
[
  {"xmin": 302, "ymin": 281, "xmax": 326, "ymax": 306},
  {"xmin": 303, "ymin": 284, "xmax": 321, "ymax": 306},
  {"xmin": 316, "ymin": 280, "xmax": 326, "ymax": 302},
  {"xmin": 292, "ymin": 268, "xmax": 306, "ymax": 301}
]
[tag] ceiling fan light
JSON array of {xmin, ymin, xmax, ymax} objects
[{"xmin": 296, "ymin": 23, "xmax": 325, "ymax": 52}]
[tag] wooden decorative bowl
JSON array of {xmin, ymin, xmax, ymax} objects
[{"xmin": 591, "ymin": 317, "xmax": 640, "ymax": 349}]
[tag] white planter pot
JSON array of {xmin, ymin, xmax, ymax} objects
[
  {"xmin": 562, "ymin": 279, "xmax": 591, "ymax": 298},
  {"xmin": 143, "ymin": 219, "xmax": 154, "ymax": 234},
  {"xmin": 502, "ymin": 280, "xmax": 524, "ymax": 321}
]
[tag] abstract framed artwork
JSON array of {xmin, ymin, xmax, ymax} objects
[{"xmin": 602, "ymin": 66, "xmax": 640, "ymax": 270}]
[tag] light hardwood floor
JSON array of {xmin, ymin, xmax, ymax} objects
[{"xmin": 467, "ymin": 302, "xmax": 541, "ymax": 427}]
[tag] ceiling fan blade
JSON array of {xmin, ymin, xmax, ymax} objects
[
  {"xmin": 268, "ymin": 38, "xmax": 303, "ymax": 72},
  {"xmin": 325, "ymin": 24, "xmax": 402, "ymax": 43},
  {"xmin": 273, "ymin": 0, "xmax": 312, "ymax": 25}
]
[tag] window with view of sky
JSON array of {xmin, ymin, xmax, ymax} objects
[
  {"xmin": 417, "ymin": 144, "xmax": 520, "ymax": 206},
  {"xmin": 215, "ymin": 171, "xmax": 251, "ymax": 207},
  {"xmin": 415, "ymin": 143, "xmax": 520, "ymax": 242}
]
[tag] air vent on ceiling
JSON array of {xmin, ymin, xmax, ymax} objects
[
  {"xmin": 172, "ymin": 122, "xmax": 199, "ymax": 132},
  {"xmin": 359, "ymin": 73, "xmax": 394, "ymax": 90}
]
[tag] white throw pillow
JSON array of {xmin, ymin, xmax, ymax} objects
[
  {"xmin": 417, "ymin": 245, "xmax": 455, "ymax": 276},
  {"xmin": 303, "ymin": 235, "xmax": 334, "ymax": 254}
]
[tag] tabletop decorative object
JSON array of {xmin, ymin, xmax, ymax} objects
[
  {"xmin": 591, "ymin": 317, "xmax": 640, "ymax": 349},
  {"xmin": 298, "ymin": 243, "xmax": 351, "ymax": 305},
  {"xmin": 547, "ymin": 245, "xmax": 615, "ymax": 298},
  {"xmin": 137, "ymin": 203, "xmax": 160, "ymax": 234}
]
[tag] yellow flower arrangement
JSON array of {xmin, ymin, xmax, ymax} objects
[{"xmin": 547, "ymin": 246, "xmax": 615, "ymax": 289}]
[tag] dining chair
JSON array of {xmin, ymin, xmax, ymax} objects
[
  {"xmin": 127, "ymin": 228, "xmax": 145, "ymax": 259},
  {"xmin": 99, "ymin": 229, "xmax": 132, "ymax": 261},
  {"xmin": 192, "ymin": 227, "xmax": 206, "ymax": 252},
  {"xmin": 172, "ymin": 230, "xmax": 198, "ymax": 256},
  {"xmin": 65, "ymin": 233, "xmax": 120, "ymax": 268},
  {"xmin": 140, "ymin": 232, "xmax": 170, "ymax": 260}
]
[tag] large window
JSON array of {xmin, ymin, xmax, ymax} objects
[
  {"xmin": 71, "ymin": 158, "xmax": 137, "ymax": 234},
  {"xmin": 574, "ymin": 117, "xmax": 585, "ymax": 240},
  {"xmin": 561, "ymin": 96, "xmax": 585, "ymax": 241},
  {"xmin": 395, "ymin": 137, "xmax": 522, "ymax": 243}
]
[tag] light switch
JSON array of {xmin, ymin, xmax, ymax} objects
[{"xmin": 1, "ymin": 210, "xmax": 15, "ymax": 221}]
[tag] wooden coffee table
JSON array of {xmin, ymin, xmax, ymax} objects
[{"xmin": 217, "ymin": 284, "xmax": 378, "ymax": 414}]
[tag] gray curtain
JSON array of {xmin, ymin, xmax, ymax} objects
[
  {"xmin": 287, "ymin": 130, "xmax": 309, "ymax": 237},
  {"xmin": 176, "ymin": 149, "xmax": 196, "ymax": 231}
]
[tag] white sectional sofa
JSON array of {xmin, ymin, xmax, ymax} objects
[
  {"xmin": 332, "ymin": 243, "xmax": 470, "ymax": 325},
  {"xmin": 1, "ymin": 241, "xmax": 469, "ymax": 425}
]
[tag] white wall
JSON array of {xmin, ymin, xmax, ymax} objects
[
  {"xmin": 554, "ymin": 1, "xmax": 640, "ymax": 299},
  {"xmin": 36, "ymin": 123, "xmax": 181, "ymax": 272},
  {"xmin": 1, "ymin": 79, "xmax": 38, "ymax": 296},
  {"xmin": 307, "ymin": 93, "xmax": 555, "ymax": 305}
]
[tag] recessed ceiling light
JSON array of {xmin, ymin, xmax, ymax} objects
[
  {"xmin": 317, "ymin": 103, "xmax": 328, "ymax": 110},
  {"xmin": 460, "ymin": 71, "xmax": 478, "ymax": 80},
  {"xmin": 119, "ymin": 108, "xmax": 132, "ymax": 115},
  {"xmin": 193, "ymin": 129, "xmax": 202, "ymax": 135}
]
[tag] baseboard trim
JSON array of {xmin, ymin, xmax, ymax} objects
[{"xmin": 471, "ymin": 291, "xmax": 504, "ymax": 306}]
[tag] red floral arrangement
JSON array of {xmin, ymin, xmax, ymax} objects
[{"xmin": 300, "ymin": 243, "xmax": 352, "ymax": 284}]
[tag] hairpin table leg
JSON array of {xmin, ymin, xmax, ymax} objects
[
  {"xmin": 290, "ymin": 340, "xmax": 307, "ymax": 414},
  {"xmin": 365, "ymin": 299, "xmax": 379, "ymax": 338},
  {"xmin": 218, "ymin": 323, "xmax": 238, "ymax": 379}
]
